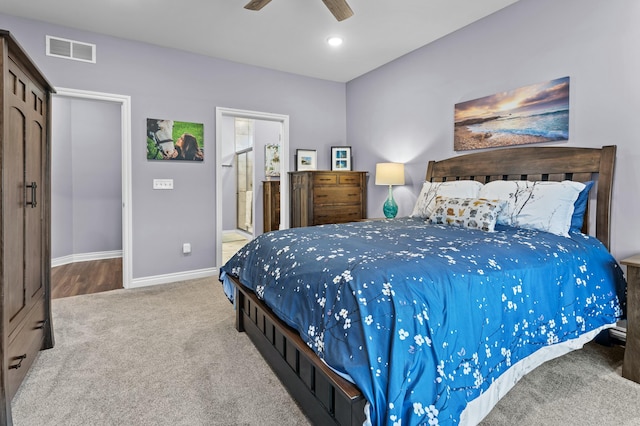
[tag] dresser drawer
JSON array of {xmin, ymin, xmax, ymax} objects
[
  {"xmin": 337, "ymin": 174, "xmax": 362, "ymax": 186},
  {"xmin": 6, "ymin": 297, "xmax": 46, "ymax": 399},
  {"xmin": 314, "ymin": 205, "xmax": 363, "ymax": 225},
  {"xmin": 313, "ymin": 173, "xmax": 338, "ymax": 185},
  {"xmin": 314, "ymin": 187, "xmax": 362, "ymax": 205}
]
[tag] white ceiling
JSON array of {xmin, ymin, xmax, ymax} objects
[{"xmin": 0, "ymin": 0, "xmax": 519, "ymax": 82}]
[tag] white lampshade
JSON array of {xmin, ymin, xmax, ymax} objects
[{"xmin": 375, "ymin": 163, "xmax": 405, "ymax": 186}]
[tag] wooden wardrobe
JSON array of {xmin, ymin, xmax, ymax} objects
[{"xmin": 0, "ymin": 30, "xmax": 55, "ymax": 425}]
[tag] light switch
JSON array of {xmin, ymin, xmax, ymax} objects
[{"xmin": 153, "ymin": 179, "xmax": 173, "ymax": 190}]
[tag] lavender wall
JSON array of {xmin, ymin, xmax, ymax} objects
[
  {"xmin": 51, "ymin": 98, "xmax": 73, "ymax": 258},
  {"xmin": 51, "ymin": 96, "xmax": 122, "ymax": 259},
  {"xmin": 70, "ymin": 98, "xmax": 122, "ymax": 254},
  {"xmin": 0, "ymin": 13, "xmax": 346, "ymax": 279},
  {"xmin": 346, "ymin": 0, "xmax": 640, "ymax": 260},
  {"xmin": 5, "ymin": 0, "xmax": 638, "ymax": 276}
]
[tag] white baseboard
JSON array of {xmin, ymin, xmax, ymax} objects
[
  {"xmin": 128, "ymin": 267, "xmax": 218, "ymax": 289},
  {"xmin": 52, "ymin": 250, "xmax": 123, "ymax": 267}
]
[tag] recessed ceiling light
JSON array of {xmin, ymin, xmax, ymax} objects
[{"xmin": 327, "ymin": 36, "xmax": 343, "ymax": 47}]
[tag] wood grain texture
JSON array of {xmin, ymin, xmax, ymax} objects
[
  {"xmin": 289, "ymin": 171, "xmax": 367, "ymax": 228},
  {"xmin": 263, "ymin": 180, "xmax": 280, "ymax": 233},
  {"xmin": 622, "ymin": 255, "xmax": 640, "ymax": 383},
  {"xmin": 51, "ymin": 258, "xmax": 123, "ymax": 299},
  {"xmin": 1, "ymin": 29, "xmax": 55, "ymax": 426},
  {"xmin": 233, "ymin": 277, "xmax": 366, "ymax": 426},
  {"xmin": 425, "ymin": 145, "xmax": 616, "ymax": 250},
  {"xmin": 322, "ymin": 0, "xmax": 354, "ymax": 21}
]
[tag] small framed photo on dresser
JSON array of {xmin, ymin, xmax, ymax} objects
[
  {"xmin": 296, "ymin": 149, "xmax": 317, "ymax": 171},
  {"xmin": 331, "ymin": 146, "xmax": 352, "ymax": 171}
]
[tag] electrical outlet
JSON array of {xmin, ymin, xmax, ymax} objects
[
  {"xmin": 153, "ymin": 179, "xmax": 174, "ymax": 190},
  {"xmin": 182, "ymin": 243, "xmax": 191, "ymax": 254}
]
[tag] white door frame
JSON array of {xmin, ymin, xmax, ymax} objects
[
  {"xmin": 215, "ymin": 107, "xmax": 289, "ymax": 267},
  {"xmin": 53, "ymin": 88, "xmax": 133, "ymax": 288}
]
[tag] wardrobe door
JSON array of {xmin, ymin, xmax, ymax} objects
[
  {"xmin": 24, "ymin": 81, "xmax": 46, "ymax": 310},
  {"xmin": 5, "ymin": 64, "xmax": 27, "ymax": 334},
  {"xmin": 5, "ymin": 60, "xmax": 46, "ymax": 334}
]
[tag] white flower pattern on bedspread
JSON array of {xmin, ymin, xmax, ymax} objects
[{"xmin": 219, "ymin": 218, "xmax": 625, "ymax": 426}]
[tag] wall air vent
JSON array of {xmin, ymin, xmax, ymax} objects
[{"xmin": 46, "ymin": 35, "xmax": 96, "ymax": 63}]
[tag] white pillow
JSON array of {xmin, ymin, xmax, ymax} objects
[
  {"xmin": 410, "ymin": 180, "xmax": 484, "ymax": 218},
  {"xmin": 478, "ymin": 180, "xmax": 586, "ymax": 237}
]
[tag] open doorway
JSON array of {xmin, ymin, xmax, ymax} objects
[
  {"xmin": 215, "ymin": 108, "xmax": 290, "ymax": 267},
  {"xmin": 50, "ymin": 88, "xmax": 132, "ymax": 296}
]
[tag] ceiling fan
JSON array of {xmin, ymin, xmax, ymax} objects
[{"xmin": 244, "ymin": 0, "xmax": 354, "ymax": 22}]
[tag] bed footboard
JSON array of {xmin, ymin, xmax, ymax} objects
[{"xmin": 232, "ymin": 276, "xmax": 367, "ymax": 426}]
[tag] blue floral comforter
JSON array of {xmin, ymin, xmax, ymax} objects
[{"xmin": 219, "ymin": 218, "xmax": 625, "ymax": 425}]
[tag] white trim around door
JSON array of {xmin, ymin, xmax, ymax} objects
[
  {"xmin": 53, "ymin": 88, "xmax": 133, "ymax": 288},
  {"xmin": 215, "ymin": 107, "xmax": 290, "ymax": 267}
]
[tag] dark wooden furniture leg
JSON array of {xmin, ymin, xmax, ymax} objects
[{"xmin": 622, "ymin": 255, "xmax": 640, "ymax": 383}]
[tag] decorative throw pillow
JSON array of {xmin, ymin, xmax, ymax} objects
[
  {"xmin": 570, "ymin": 181, "xmax": 594, "ymax": 233},
  {"xmin": 410, "ymin": 180, "xmax": 484, "ymax": 219},
  {"xmin": 478, "ymin": 180, "xmax": 585, "ymax": 237},
  {"xmin": 428, "ymin": 197, "xmax": 505, "ymax": 232}
]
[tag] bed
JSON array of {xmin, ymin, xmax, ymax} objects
[{"xmin": 219, "ymin": 145, "xmax": 626, "ymax": 426}]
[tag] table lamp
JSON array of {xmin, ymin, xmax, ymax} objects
[{"xmin": 375, "ymin": 162, "xmax": 405, "ymax": 218}]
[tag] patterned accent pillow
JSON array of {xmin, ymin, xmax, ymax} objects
[
  {"xmin": 478, "ymin": 180, "xmax": 585, "ymax": 237},
  {"xmin": 410, "ymin": 180, "xmax": 484, "ymax": 218},
  {"xmin": 428, "ymin": 196, "xmax": 506, "ymax": 232}
]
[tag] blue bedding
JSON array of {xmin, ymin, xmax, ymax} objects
[{"xmin": 219, "ymin": 217, "xmax": 625, "ymax": 425}]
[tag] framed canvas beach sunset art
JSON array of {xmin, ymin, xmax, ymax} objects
[{"xmin": 454, "ymin": 76, "xmax": 570, "ymax": 151}]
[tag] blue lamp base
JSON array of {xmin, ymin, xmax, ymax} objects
[{"xmin": 382, "ymin": 185, "xmax": 398, "ymax": 218}]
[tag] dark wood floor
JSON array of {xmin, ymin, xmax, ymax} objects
[{"xmin": 51, "ymin": 258, "xmax": 123, "ymax": 299}]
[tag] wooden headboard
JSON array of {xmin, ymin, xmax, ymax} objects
[{"xmin": 425, "ymin": 145, "xmax": 616, "ymax": 250}]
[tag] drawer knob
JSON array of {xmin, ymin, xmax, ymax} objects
[{"xmin": 9, "ymin": 354, "xmax": 27, "ymax": 370}]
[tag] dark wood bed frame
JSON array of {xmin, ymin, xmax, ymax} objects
[{"xmin": 229, "ymin": 145, "xmax": 617, "ymax": 425}]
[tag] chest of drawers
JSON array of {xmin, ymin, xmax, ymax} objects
[
  {"xmin": 263, "ymin": 180, "xmax": 280, "ymax": 232},
  {"xmin": 289, "ymin": 171, "xmax": 367, "ymax": 227}
]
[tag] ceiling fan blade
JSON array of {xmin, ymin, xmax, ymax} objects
[
  {"xmin": 322, "ymin": 0, "xmax": 354, "ymax": 21},
  {"xmin": 244, "ymin": 0, "xmax": 272, "ymax": 11}
]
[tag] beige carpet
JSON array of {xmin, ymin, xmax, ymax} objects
[
  {"xmin": 480, "ymin": 341, "xmax": 640, "ymax": 425},
  {"xmin": 11, "ymin": 278, "xmax": 309, "ymax": 426},
  {"xmin": 11, "ymin": 277, "xmax": 640, "ymax": 425}
]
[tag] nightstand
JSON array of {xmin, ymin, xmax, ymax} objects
[{"xmin": 621, "ymin": 254, "xmax": 640, "ymax": 383}]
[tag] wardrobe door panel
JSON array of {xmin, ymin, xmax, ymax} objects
[
  {"xmin": 5, "ymin": 104, "xmax": 26, "ymax": 329},
  {"xmin": 25, "ymin": 116, "xmax": 44, "ymax": 302}
]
